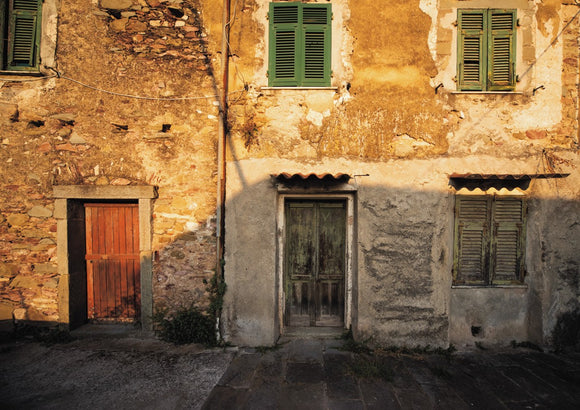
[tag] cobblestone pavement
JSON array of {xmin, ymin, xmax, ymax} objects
[{"xmin": 203, "ymin": 338, "xmax": 580, "ymax": 410}]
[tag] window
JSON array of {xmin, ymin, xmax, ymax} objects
[
  {"xmin": 453, "ymin": 196, "xmax": 526, "ymax": 286},
  {"xmin": 268, "ymin": 2, "xmax": 331, "ymax": 87},
  {"xmin": 0, "ymin": 0, "xmax": 42, "ymax": 72},
  {"xmin": 457, "ymin": 9, "xmax": 516, "ymax": 91}
]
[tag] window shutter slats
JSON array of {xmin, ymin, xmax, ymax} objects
[
  {"xmin": 458, "ymin": 9, "xmax": 516, "ymax": 91},
  {"xmin": 5, "ymin": 0, "xmax": 41, "ymax": 71},
  {"xmin": 458, "ymin": 10, "xmax": 485, "ymax": 91},
  {"xmin": 454, "ymin": 197, "xmax": 489, "ymax": 285},
  {"xmin": 491, "ymin": 199, "xmax": 525, "ymax": 283},
  {"xmin": 488, "ymin": 10, "xmax": 516, "ymax": 91},
  {"xmin": 269, "ymin": 2, "xmax": 330, "ymax": 87},
  {"xmin": 303, "ymin": 6, "xmax": 327, "ymax": 25},
  {"xmin": 303, "ymin": 30, "xmax": 325, "ymax": 81},
  {"xmin": 273, "ymin": 4, "xmax": 298, "ymax": 24},
  {"xmin": 275, "ymin": 31, "xmax": 297, "ymax": 80},
  {"xmin": 454, "ymin": 196, "xmax": 526, "ymax": 286}
]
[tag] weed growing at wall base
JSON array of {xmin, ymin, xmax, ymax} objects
[{"xmin": 153, "ymin": 305, "xmax": 216, "ymax": 346}]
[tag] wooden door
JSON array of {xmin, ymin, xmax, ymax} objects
[
  {"xmin": 85, "ymin": 203, "xmax": 140, "ymax": 320},
  {"xmin": 285, "ymin": 200, "xmax": 346, "ymax": 327}
]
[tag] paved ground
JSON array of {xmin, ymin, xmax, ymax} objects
[
  {"xmin": 0, "ymin": 331, "xmax": 233, "ymax": 410},
  {"xmin": 2, "ymin": 330, "xmax": 580, "ymax": 409},
  {"xmin": 203, "ymin": 338, "xmax": 580, "ymax": 410}
]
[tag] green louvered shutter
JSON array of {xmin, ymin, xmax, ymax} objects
[
  {"xmin": 453, "ymin": 197, "xmax": 490, "ymax": 285},
  {"xmin": 302, "ymin": 4, "xmax": 330, "ymax": 87},
  {"xmin": 458, "ymin": 10, "xmax": 485, "ymax": 91},
  {"xmin": 269, "ymin": 3, "xmax": 299, "ymax": 86},
  {"xmin": 491, "ymin": 198, "xmax": 525, "ymax": 284},
  {"xmin": 488, "ymin": 10, "xmax": 516, "ymax": 91}
]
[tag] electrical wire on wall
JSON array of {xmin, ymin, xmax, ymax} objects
[{"xmin": 0, "ymin": 67, "xmax": 245, "ymax": 102}]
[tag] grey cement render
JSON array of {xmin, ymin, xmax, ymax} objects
[{"xmin": 223, "ymin": 158, "xmax": 580, "ymax": 348}]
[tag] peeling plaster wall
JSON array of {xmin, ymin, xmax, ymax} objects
[{"xmin": 223, "ymin": 0, "xmax": 580, "ymax": 347}]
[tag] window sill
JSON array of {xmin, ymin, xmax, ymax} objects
[
  {"xmin": 450, "ymin": 91, "xmax": 524, "ymax": 95},
  {"xmin": 261, "ymin": 86, "xmax": 338, "ymax": 91},
  {"xmin": 452, "ymin": 284, "xmax": 527, "ymax": 289},
  {"xmin": 0, "ymin": 71, "xmax": 46, "ymax": 80}
]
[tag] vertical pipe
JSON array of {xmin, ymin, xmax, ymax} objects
[{"xmin": 216, "ymin": 0, "xmax": 230, "ymax": 337}]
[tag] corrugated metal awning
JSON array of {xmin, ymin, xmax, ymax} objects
[
  {"xmin": 449, "ymin": 173, "xmax": 569, "ymax": 180},
  {"xmin": 273, "ymin": 172, "xmax": 351, "ymax": 183},
  {"xmin": 449, "ymin": 173, "xmax": 570, "ymax": 191}
]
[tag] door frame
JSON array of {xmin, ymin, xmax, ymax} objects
[
  {"xmin": 277, "ymin": 193, "xmax": 355, "ymax": 334},
  {"xmin": 53, "ymin": 186, "xmax": 157, "ymax": 330}
]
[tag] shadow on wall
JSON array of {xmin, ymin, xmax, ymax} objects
[{"xmin": 221, "ymin": 173, "xmax": 580, "ymax": 347}]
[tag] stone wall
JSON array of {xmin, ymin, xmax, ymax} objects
[{"xmin": 0, "ymin": 0, "xmax": 223, "ymax": 327}]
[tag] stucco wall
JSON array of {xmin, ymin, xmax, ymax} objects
[{"xmin": 222, "ymin": 0, "xmax": 580, "ymax": 347}]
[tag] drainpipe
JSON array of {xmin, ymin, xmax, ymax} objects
[{"xmin": 216, "ymin": 0, "xmax": 230, "ymax": 337}]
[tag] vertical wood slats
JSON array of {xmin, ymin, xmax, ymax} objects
[
  {"xmin": 85, "ymin": 204, "xmax": 140, "ymax": 320},
  {"xmin": 269, "ymin": 2, "xmax": 330, "ymax": 87},
  {"xmin": 454, "ymin": 196, "xmax": 525, "ymax": 285},
  {"xmin": 285, "ymin": 200, "xmax": 345, "ymax": 327},
  {"xmin": 458, "ymin": 9, "xmax": 515, "ymax": 91},
  {"xmin": 6, "ymin": 0, "xmax": 41, "ymax": 69}
]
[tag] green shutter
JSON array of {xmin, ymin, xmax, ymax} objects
[
  {"xmin": 490, "ymin": 198, "xmax": 525, "ymax": 284},
  {"xmin": 453, "ymin": 197, "xmax": 490, "ymax": 285},
  {"xmin": 269, "ymin": 3, "xmax": 299, "ymax": 86},
  {"xmin": 302, "ymin": 5, "xmax": 330, "ymax": 86},
  {"xmin": 269, "ymin": 2, "xmax": 330, "ymax": 87},
  {"xmin": 6, "ymin": 0, "xmax": 41, "ymax": 71},
  {"xmin": 458, "ymin": 10, "xmax": 485, "ymax": 91},
  {"xmin": 488, "ymin": 10, "xmax": 516, "ymax": 91}
]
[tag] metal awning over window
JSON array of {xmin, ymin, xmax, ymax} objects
[
  {"xmin": 449, "ymin": 173, "xmax": 570, "ymax": 191},
  {"xmin": 273, "ymin": 172, "xmax": 351, "ymax": 183}
]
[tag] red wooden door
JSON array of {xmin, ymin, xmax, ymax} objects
[{"xmin": 85, "ymin": 203, "xmax": 140, "ymax": 320}]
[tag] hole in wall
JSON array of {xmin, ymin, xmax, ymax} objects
[
  {"xmin": 471, "ymin": 326, "xmax": 482, "ymax": 337},
  {"xmin": 161, "ymin": 124, "xmax": 171, "ymax": 133}
]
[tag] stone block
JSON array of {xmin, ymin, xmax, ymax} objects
[
  {"xmin": 0, "ymin": 302, "xmax": 14, "ymax": 321},
  {"xmin": 34, "ymin": 263, "xmax": 58, "ymax": 274},
  {"xmin": 11, "ymin": 275, "xmax": 41, "ymax": 289},
  {"xmin": 100, "ymin": 0, "xmax": 133, "ymax": 10},
  {"xmin": 0, "ymin": 102, "xmax": 18, "ymax": 124},
  {"xmin": 7, "ymin": 214, "xmax": 29, "ymax": 226},
  {"xmin": 0, "ymin": 263, "xmax": 19, "ymax": 277},
  {"xmin": 28, "ymin": 206, "xmax": 53, "ymax": 218}
]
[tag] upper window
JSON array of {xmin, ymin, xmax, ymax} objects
[
  {"xmin": 457, "ymin": 9, "xmax": 516, "ymax": 91},
  {"xmin": 268, "ymin": 2, "xmax": 331, "ymax": 87},
  {"xmin": 453, "ymin": 196, "xmax": 526, "ymax": 286},
  {"xmin": 0, "ymin": 0, "xmax": 42, "ymax": 73}
]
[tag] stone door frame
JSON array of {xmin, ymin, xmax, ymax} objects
[{"xmin": 53, "ymin": 186, "xmax": 156, "ymax": 330}]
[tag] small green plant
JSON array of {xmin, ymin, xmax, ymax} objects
[
  {"xmin": 552, "ymin": 309, "xmax": 580, "ymax": 352},
  {"xmin": 340, "ymin": 328, "xmax": 373, "ymax": 354},
  {"xmin": 205, "ymin": 269, "xmax": 227, "ymax": 320},
  {"xmin": 153, "ymin": 305, "xmax": 216, "ymax": 346}
]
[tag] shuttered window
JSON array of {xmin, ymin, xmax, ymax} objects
[
  {"xmin": 453, "ymin": 196, "xmax": 526, "ymax": 286},
  {"xmin": 458, "ymin": 9, "xmax": 516, "ymax": 91},
  {"xmin": 0, "ymin": 0, "xmax": 42, "ymax": 72},
  {"xmin": 268, "ymin": 2, "xmax": 331, "ymax": 87}
]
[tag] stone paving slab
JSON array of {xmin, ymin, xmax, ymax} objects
[{"xmin": 202, "ymin": 339, "xmax": 580, "ymax": 409}]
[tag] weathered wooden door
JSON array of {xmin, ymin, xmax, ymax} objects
[
  {"xmin": 85, "ymin": 203, "xmax": 140, "ymax": 320},
  {"xmin": 285, "ymin": 200, "xmax": 346, "ymax": 327}
]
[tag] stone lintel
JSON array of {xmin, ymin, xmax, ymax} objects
[{"xmin": 53, "ymin": 185, "xmax": 158, "ymax": 199}]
